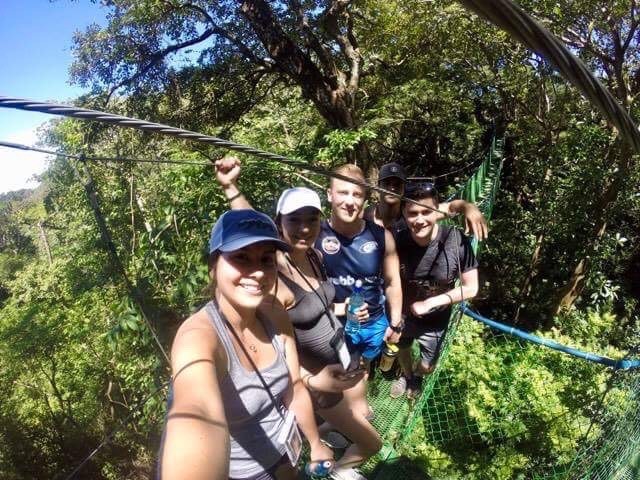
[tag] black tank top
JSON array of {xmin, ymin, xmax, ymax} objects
[{"xmin": 279, "ymin": 252, "xmax": 339, "ymax": 366}]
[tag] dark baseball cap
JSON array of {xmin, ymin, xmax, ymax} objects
[
  {"xmin": 378, "ymin": 162, "xmax": 407, "ymax": 182},
  {"xmin": 209, "ymin": 209, "xmax": 290, "ymax": 254}
]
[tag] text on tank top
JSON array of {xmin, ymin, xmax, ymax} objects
[{"xmin": 315, "ymin": 219, "xmax": 386, "ymax": 318}]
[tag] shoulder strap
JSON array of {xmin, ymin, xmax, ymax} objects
[
  {"xmin": 205, "ymin": 301, "xmax": 237, "ymax": 369},
  {"xmin": 307, "ymin": 248, "xmax": 327, "ymax": 281},
  {"xmin": 211, "ymin": 299, "xmax": 286, "ymax": 421}
]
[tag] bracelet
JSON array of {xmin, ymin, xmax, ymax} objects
[
  {"xmin": 227, "ymin": 191, "xmax": 242, "ymax": 202},
  {"xmin": 444, "ymin": 293, "xmax": 454, "ymax": 305},
  {"xmin": 302, "ymin": 374, "xmax": 314, "ymax": 391}
]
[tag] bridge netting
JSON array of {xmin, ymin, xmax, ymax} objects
[{"xmin": 361, "ymin": 139, "xmax": 640, "ymax": 480}]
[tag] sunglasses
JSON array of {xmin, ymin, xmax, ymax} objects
[{"xmin": 404, "ymin": 182, "xmax": 438, "ymax": 199}]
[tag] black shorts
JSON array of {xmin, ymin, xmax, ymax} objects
[{"xmin": 397, "ymin": 319, "xmax": 448, "ymax": 366}]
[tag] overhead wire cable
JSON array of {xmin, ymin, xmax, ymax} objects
[
  {"xmin": 0, "ymin": 97, "xmax": 459, "ymax": 218},
  {"xmin": 0, "ymin": 140, "xmax": 212, "ymax": 167},
  {"xmin": 408, "ymin": 153, "xmax": 487, "ymax": 182},
  {"xmin": 458, "ymin": 0, "xmax": 640, "ymax": 154},
  {"xmin": 70, "ymin": 156, "xmax": 172, "ymax": 366},
  {"xmin": 63, "ymin": 381, "xmax": 169, "ymax": 480},
  {"xmin": 0, "ymin": 140, "xmax": 172, "ymax": 364}
]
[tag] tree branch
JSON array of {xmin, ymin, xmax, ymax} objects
[
  {"xmin": 287, "ymin": 0, "xmax": 338, "ymax": 80},
  {"xmin": 321, "ymin": 1, "xmax": 360, "ymax": 93},
  {"xmin": 622, "ymin": 0, "xmax": 638, "ymax": 54},
  {"xmin": 108, "ymin": 27, "xmax": 217, "ymax": 99}
]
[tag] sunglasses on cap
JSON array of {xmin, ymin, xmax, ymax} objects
[{"xmin": 404, "ymin": 182, "xmax": 438, "ymax": 199}]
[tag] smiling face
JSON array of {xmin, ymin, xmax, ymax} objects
[
  {"xmin": 213, "ymin": 242, "xmax": 278, "ymax": 310},
  {"xmin": 279, "ymin": 207, "xmax": 321, "ymax": 252},
  {"xmin": 403, "ymin": 196, "xmax": 440, "ymax": 244},
  {"xmin": 327, "ymin": 178, "xmax": 367, "ymax": 224}
]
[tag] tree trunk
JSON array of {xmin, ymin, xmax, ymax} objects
[
  {"xmin": 553, "ymin": 142, "xmax": 634, "ymax": 314},
  {"xmin": 239, "ymin": 0, "xmax": 355, "ymax": 130}
]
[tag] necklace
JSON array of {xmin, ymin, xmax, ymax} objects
[
  {"xmin": 229, "ymin": 324, "xmax": 259, "ymax": 355},
  {"xmin": 214, "ymin": 298, "xmax": 262, "ymax": 357}
]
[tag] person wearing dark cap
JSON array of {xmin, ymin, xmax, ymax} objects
[
  {"xmin": 363, "ymin": 162, "xmax": 488, "ymax": 241},
  {"xmin": 159, "ymin": 209, "xmax": 333, "ymax": 480}
]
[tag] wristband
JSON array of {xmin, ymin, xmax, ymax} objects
[
  {"xmin": 227, "ymin": 191, "xmax": 242, "ymax": 202},
  {"xmin": 389, "ymin": 320, "xmax": 404, "ymax": 333}
]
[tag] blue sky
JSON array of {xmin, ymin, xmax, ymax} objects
[{"xmin": 0, "ymin": 0, "xmax": 107, "ymax": 193}]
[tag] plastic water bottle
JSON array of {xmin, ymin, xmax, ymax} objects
[{"xmin": 345, "ymin": 280, "xmax": 364, "ymax": 334}]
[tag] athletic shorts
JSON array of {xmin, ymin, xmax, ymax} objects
[
  {"xmin": 346, "ymin": 311, "xmax": 389, "ymax": 360},
  {"xmin": 397, "ymin": 319, "xmax": 448, "ymax": 366}
]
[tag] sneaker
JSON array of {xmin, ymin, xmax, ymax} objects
[
  {"xmin": 331, "ymin": 467, "xmax": 367, "ymax": 480},
  {"xmin": 407, "ymin": 375, "xmax": 423, "ymax": 400},
  {"xmin": 389, "ymin": 376, "xmax": 408, "ymax": 398},
  {"xmin": 321, "ymin": 430, "xmax": 350, "ymax": 449}
]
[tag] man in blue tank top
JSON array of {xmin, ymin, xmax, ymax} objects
[{"xmin": 316, "ymin": 164, "xmax": 403, "ymax": 362}]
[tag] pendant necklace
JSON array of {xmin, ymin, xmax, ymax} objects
[{"xmin": 230, "ymin": 325, "xmax": 259, "ymax": 354}]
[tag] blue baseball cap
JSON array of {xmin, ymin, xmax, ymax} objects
[{"xmin": 208, "ymin": 209, "xmax": 290, "ymax": 254}]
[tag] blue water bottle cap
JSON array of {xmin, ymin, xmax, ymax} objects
[{"xmin": 305, "ymin": 460, "xmax": 334, "ymax": 478}]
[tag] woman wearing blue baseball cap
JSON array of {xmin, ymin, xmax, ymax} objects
[{"xmin": 159, "ymin": 209, "xmax": 333, "ymax": 480}]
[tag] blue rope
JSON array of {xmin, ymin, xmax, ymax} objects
[{"xmin": 460, "ymin": 304, "xmax": 640, "ymax": 370}]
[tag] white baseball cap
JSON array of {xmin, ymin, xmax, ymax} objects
[{"xmin": 276, "ymin": 187, "xmax": 322, "ymax": 215}]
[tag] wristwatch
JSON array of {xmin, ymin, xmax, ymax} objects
[{"xmin": 389, "ymin": 320, "xmax": 404, "ymax": 333}]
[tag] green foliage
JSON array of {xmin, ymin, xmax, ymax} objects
[
  {"xmin": 317, "ymin": 128, "xmax": 377, "ymax": 163},
  {"xmin": 398, "ymin": 313, "xmax": 636, "ymax": 479}
]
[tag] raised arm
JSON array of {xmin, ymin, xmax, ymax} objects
[
  {"xmin": 160, "ymin": 318, "xmax": 229, "ymax": 480},
  {"xmin": 440, "ymin": 199, "xmax": 488, "ymax": 241},
  {"xmin": 215, "ymin": 157, "xmax": 253, "ymax": 210},
  {"xmin": 382, "ymin": 229, "xmax": 403, "ymax": 344}
]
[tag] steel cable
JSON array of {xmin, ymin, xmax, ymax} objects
[
  {"xmin": 0, "ymin": 100, "xmax": 452, "ymax": 216},
  {"xmin": 459, "ymin": 0, "xmax": 640, "ymax": 153}
]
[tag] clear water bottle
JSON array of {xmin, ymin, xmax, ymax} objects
[{"xmin": 345, "ymin": 279, "xmax": 364, "ymax": 334}]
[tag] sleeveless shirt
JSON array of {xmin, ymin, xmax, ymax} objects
[
  {"xmin": 315, "ymin": 219, "xmax": 386, "ymax": 318},
  {"xmin": 278, "ymin": 254, "xmax": 340, "ymax": 365},
  {"xmin": 205, "ymin": 301, "xmax": 290, "ymax": 478}
]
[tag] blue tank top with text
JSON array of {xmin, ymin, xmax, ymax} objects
[{"xmin": 316, "ymin": 220, "xmax": 386, "ymax": 318}]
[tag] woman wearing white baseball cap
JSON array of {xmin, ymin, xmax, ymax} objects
[{"xmin": 214, "ymin": 158, "xmax": 381, "ymax": 480}]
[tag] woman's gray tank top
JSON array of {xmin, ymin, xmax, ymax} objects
[{"xmin": 205, "ymin": 301, "xmax": 290, "ymax": 479}]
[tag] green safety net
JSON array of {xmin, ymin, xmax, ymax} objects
[{"xmin": 359, "ymin": 139, "xmax": 640, "ymax": 480}]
